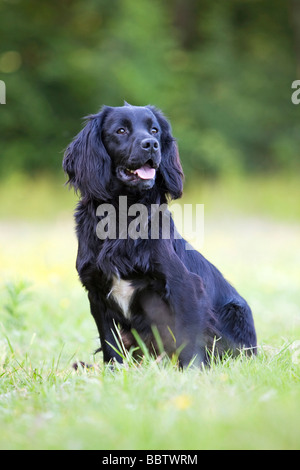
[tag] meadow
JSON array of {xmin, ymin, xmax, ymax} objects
[{"xmin": 0, "ymin": 174, "xmax": 300, "ymax": 450}]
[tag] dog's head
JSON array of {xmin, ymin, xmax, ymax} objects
[{"xmin": 63, "ymin": 103, "xmax": 183, "ymax": 200}]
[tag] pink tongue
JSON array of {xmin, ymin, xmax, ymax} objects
[{"xmin": 134, "ymin": 165, "xmax": 156, "ymax": 180}]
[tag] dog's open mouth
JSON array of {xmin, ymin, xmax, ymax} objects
[{"xmin": 118, "ymin": 163, "xmax": 156, "ymax": 182}]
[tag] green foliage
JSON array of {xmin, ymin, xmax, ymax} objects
[
  {"xmin": 0, "ymin": 0, "xmax": 299, "ymax": 177},
  {"xmin": 1, "ymin": 327, "xmax": 300, "ymax": 449},
  {"xmin": 3, "ymin": 280, "xmax": 31, "ymax": 328}
]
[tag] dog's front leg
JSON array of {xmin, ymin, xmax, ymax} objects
[
  {"xmin": 152, "ymin": 244, "xmax": 212, "ymax": 367},
  {"xmin": 88, "ymin": 291, "xmax": 123, "ymax": 364},
  {"xmin": 170, "ymin": 270, "xmax": 210, "ymax": 368}
]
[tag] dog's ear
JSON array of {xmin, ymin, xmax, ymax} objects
[
  {"xmin": 63, "ymin": 106, "xmax": 112, "ymax": 200},
  {"xmin": 147, "ymin": 106, "xmax": 184, "ymax": 200}
]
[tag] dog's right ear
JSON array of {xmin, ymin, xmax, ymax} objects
[{"xmin": 63, "ymin": 106, "xmax": 112, "ymax": 201}]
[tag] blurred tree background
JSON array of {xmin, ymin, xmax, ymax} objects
[{"xmin": 0, "ymin": 0, "xmax": 299, "ymax": 179}]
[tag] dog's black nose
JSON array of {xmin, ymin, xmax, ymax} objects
[{"xmin": 141, "ymin": 138, "xmax": 159, "ymax": 152}]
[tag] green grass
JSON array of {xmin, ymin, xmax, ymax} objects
[{"xmin": 0, "ymin": 173, "xmax": 300, "ymax": 450}]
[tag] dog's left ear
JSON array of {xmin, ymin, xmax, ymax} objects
[
  {"xmin": 147, "ymin": 106, "xmax": 183, "ymax": 200},
  {"xmin": 63, "ymin": 106, "xmax": 112, "ymax": 200}
]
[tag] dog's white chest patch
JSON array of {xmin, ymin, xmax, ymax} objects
[{"xmin": 109, "ymin": 276, "xmax": 135, "ymax": 319}]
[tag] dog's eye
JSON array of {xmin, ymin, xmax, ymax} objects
[
  {"xmin": 151, "ymin": 127, "xmax": 159, "ymax": 134},
  {"xmin": 116, "ymin": 128, "xmax": 126, "ymax": 135}
]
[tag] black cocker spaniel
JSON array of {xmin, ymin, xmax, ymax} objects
[{"xmin": 63, "ymin": 103, "xmax": 257, "ymax": 367}]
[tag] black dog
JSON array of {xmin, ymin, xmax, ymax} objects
[{"xmin": 63, "ymin": 103, "xmax": 257, "ymax": 367}]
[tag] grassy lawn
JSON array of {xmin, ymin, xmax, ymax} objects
[{"xmin": 0, "ymin": 174, "xmax": 300, "ymax": 450}]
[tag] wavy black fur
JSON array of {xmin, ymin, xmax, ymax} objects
[{"xmin": 63, "ymin": 103, "xmax": 257, "ymax": 367}]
